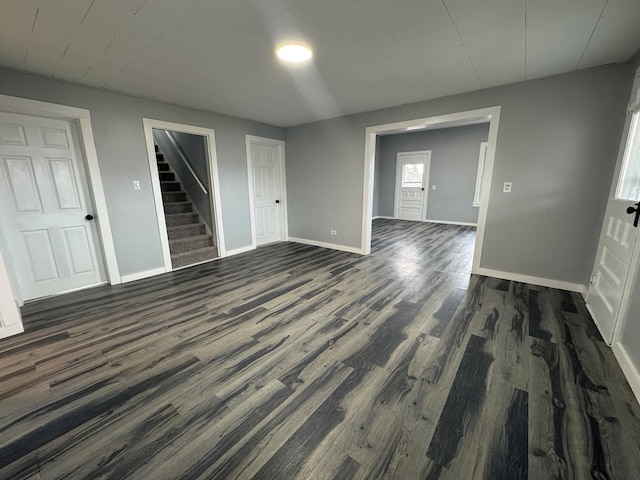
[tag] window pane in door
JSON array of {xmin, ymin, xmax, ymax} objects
[
  {"xmin": 618, "ymin": 113, "xmax": 640, "ymax": 201},
  {"xmin": 402, "ymin": 163, "xmax": 424, "ymax": 187}
]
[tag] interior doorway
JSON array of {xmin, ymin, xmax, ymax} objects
[
  {"xmin": 143, "ymin": 119, "xmax": 225, "ymax": 272},
  {"xmin": 362, "ymin": 106, "xmax": 501, "ymax": 276},
  {"xmin": 394, "ymin": 150, "xmax": 431, "ymax": 221}
]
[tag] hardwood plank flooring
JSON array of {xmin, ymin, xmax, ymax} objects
[{"xmin": 1, "ymin": 219, "xmax": 639, "ymax": 479}]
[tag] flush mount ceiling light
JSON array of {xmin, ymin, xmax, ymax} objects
[{"xmin": 276, "ymin": 44, "xmax": 313, "ymax": 63}]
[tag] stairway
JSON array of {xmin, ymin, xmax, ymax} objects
[{"xmin": 156, "ymin": 146, "xmax": 218, "ymax": 269}]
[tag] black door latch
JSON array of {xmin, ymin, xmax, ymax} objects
[{"xmin": 627, "ymin": 202, "xmax": 640, "ymax": 228}]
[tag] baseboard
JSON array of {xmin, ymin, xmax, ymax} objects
[
  {"xmin": 288, "ymin": 237, "xmax": 364, "ymax": 255},
  {"xmin": 372, "ymin": 215, "xmax": 395, "ymax": 220},
  {"xmin": 425, "ymin": 219, "xmax": 478, "ymax": 227},
  {"xmin": 473, "ymin": 267, "xmax": 586, "ymax": 293},
  {"xmin": 121, "ymin": 267, "xmax": 166, "ymax": 284},
  {"xmin": 612, "ymin": 341, "xmax": 640, "ymax": 405},
  {"xmin": 0, "ymin": 322, "xmax": 24, "ymax": 339},
  {"xmin": 225, "ymin": 245, "xmax": 256, "ymax": 257}
]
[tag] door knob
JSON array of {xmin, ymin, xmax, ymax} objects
[
  {"xmin": 627, "ymin": 202, "xmax": 640, "ymax": 228},
  {"xmin": 275, "ymin": 200, "xmax": 280, "ymax": 204},
  {"xmin": 85, "ymin": 214, "xmax": 94, "ymax": 221}
]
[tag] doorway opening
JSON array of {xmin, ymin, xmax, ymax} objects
[
  {"xmin": 143, "ymin": 119, "xmax": 225, "ymax": 272},
  {"xmin": 362, "ymin": 106, "xmax": 501, "ymax": 276}
]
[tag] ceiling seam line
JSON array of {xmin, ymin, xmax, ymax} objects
[
  {"xmin": 576, "ymin": 0, "xmax": 608, "ymax": 70},
  {"xmin": 80, "ymin": 0, "xmax": 97, "ymax": 24},
  {"xmin": 440, "ymin": 0, "xmax": 483, "ymax": 88},
  {"xmin": 31, "ymin": 9, "xmax": 39, "ymax": 32},
  {"xmin": 352, "ymin": 0, "xmax": 446, "ymax": 96}
]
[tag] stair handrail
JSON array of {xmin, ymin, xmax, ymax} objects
[{"xmin": 163, "ymin": 131, "xmax": 208, "ymax": 195}]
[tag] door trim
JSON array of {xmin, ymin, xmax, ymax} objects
[
  {"xmin": 142, "ymin": 118, "xmax": 226, "ymax": 273},
  {"xmin": 0, "ymin": 94, "xmax": 121, "ymax": 309},
  {"xmin": 394, "ymin": 150, "xmax": 430, "ymax": 221},
  {"xmin": 362, "ymin": 106, "xmax": 501, "ymax": 275},
  {"xmin": 245, "ymin": 135, "xmax": 288, "ymax": 248}
]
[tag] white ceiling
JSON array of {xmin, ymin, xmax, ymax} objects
[{"xmin": 1, "ymin": 0, "xmax": 639, "ymax": 127}]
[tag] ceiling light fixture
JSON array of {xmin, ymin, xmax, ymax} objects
[{"xmin": 277, "ymin": 44, "xmax": 313, "ymax": 63}]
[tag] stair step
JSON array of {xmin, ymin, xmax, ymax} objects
[
  {"xmin": 157, "ymin": 162, "xmax": 170, "ymax": 172},
  {"xmin": 171, "ymin": 246, "xmax": 218, "ymax": 268},
  {"xmin": 165, "ymin": 213, "xmax": 200, "ymax": 227},
  {"xmin": 155, "ymin": 144, "xmax": 159, "ymax": 153},
  {"xmin": 169, "ymin": 234, "xmax": 214, "ymax": 254},
  {"xmin": 162, "ymin": 191, "xmax": 187, "ymax": 203},
  {"xmin": 167, "ymin": 222, "xmax": 206, "ymax": 239},
  {"xmin": 159, "ymin": 171, "xmax": 175, "ymax": 182},
  {"xmin": 156, "ymin": 153, "xmax": 164, "ymax": 161},
  {"xmin": 161, "ymin": 181, "xmax": 181, "ymax": 192},
  {"xmin": 164, "ymin": 202, "xmax": 193, "ymax": 214}
]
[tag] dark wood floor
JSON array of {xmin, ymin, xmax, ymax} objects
[{"xmin": 1, "ymin": 219, "xmax": 639, "ymax": 479}]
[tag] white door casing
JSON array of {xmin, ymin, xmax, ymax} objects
[
  {"xmin": 246, "ymin": 136, "xmax": 287, "ymax": 247},
  {"xmin": 142, "ymin": 118, "xmax": 226, "ymax": 274},
  {"xmin": 0, "ymin": 112, "xmax": 107, "ymax": 301},
  {"xmin": 394, "ymin": 151, "xmax": 430, "ymax": 221}
]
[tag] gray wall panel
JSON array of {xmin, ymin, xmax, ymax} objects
[{"xmin": 285, "ymin": 65, "xmax": 632, "ymax": 285}]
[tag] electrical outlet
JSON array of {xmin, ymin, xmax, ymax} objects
[
  {"xmin": 432, "ymin": 185, "xmax": 436, "ymax": 190},
  {"xmin": 503, "ymin": 182, "xmax": 512, "ymax": 193},
  {"xmin": 132, "ymin": 180, "xmax": 141, "ymax": 191},
  {"xmin": 330, "ymin": 230, "xmax": 337, "ymax": 236}
]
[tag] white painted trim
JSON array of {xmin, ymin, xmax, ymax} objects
[
  {"xmin": 288, "ymin": 237, "xmax": 363, "ymax": 255},
  {"xmin": 226, "ymin": 245, "xmax": 256, "ymax": 257},
  {"xmin": 142, "ymin": 119, "xmax": 226, "ymax": 270},
  {"xmin": 424, "ymin": 219, "xmax": 478, "ymax": 227},
  {"xmin": 372, "ymin": 216, "xmax": 396, "ymax": 220},
  {"xmin": 120, "ymin": 267, "xmax": 166, "ymax": 284},
  {"xmin": 77, "ymin": 117, "xmax": 121, "ymax": 284},
  {"xmin": 0, "ymin": 248, "xmax": 22, "ymax": 339},
  {"xmin": 362, "ymin": 106, "xmax": 501, "ymax": 266},
  {"xmin": 245, "ymin": 135, "xmax": 288, "ymax": 248},
  {"xmin": 473, "ymin": 142, "xmax": 488, "ymax": 207},
  {"xmin": 0, "ymin": 94, "xmax": 121, "ymax": 318},
  {"xmin": 0, "ymin": 323, "xmax": 24, "ymax": 339},
  {"xmin": 612, "ymin": 341, "xmax": 640, "ymax": 405},
  {"xmin": 474, "ymin": 267, "xmax": 585, "ymax": 293}
]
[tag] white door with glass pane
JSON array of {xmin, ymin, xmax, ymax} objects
[
  {"xmin": 587, "ymin": 68, "xmax": 640, "ymax": 344},
  {"xmin": 248, "ymin": 137, "xmax": 285, "ymax": 246},
  {"xmin": 395, "ymin": 151, "xmax": 430, "ymax": 221},
  {"xmin": 0, "ymin": 112, "xmax": 106, "ymax": 301}
]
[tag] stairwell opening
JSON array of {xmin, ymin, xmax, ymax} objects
[{"xmin": 152, "ymin": 128, "xmax": 219, "ymax": 269}]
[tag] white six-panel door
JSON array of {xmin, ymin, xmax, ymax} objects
[
  {"xmin": 0, "ymin": 112, "xmax": 106, "ymax": 300},
  {"xmin": 248, "ymin": 138, "xmax": 285, "ymax": 246},
  {"xmin": 395, "ymin": 151, "xmax": 431, "ymax": 221}
]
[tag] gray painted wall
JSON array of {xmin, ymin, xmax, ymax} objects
[
  {"xmin": 0, "ymin": 68, "xmax": 284, "ymax": 277},
  {"xmin": 377, "ymin": 124, "xmax": 489, "ymax": 224},
  {"xmin": 153, "ymin": 130, "xmax": 214, "ymax": 233},
  {"xmin": 285, "ymin": 65, "xmax": 632, "ymax": 286}
]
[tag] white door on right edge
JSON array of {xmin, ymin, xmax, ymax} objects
[
  {"xmin": 587, "ymin": 108, "xmax": 640, "ymax": 344},
  {"xmin": 395, "ymin": 151, "xmax": 430, "ymax": 222}
]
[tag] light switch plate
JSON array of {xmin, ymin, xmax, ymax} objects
[
  {"xmin": 503, "ymin": 182, "xmax": 512, "ymax": 193},
  {"xmin": 132, "ymin": 180, "xmax": 141, "ymax": 191}
]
